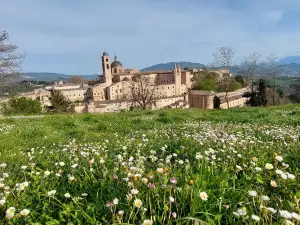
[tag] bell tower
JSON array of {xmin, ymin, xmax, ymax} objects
[
  {"xmin": 175, "ymin": 63, "xmax": 182, "ymax": 96},
  {"xmin": 102, "ymin": 52, "xmax": 112, "ymax": 85}
]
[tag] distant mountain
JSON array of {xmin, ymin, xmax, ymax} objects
[
  {"xmin": 141, "ymin": 61, "xmax": 205, "ymax": 71},
  {"xmin": 278, "ymin": 56, "xmax": 300, "ymax": 64},
  {"xmin": 23, "ymin": 73, "xmax": 99, "ymax": 81}
]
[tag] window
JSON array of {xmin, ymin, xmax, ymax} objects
[
  {"xmin": 114, "ymin": 68, "xmax": 117, "ymax": 73},
  {"xmin": 106, "ymin": 64, "xmax": 109, "ymax": 69},
  {"xmin": 106, "ymin": 58, "xmax": 108, "ymax": 62}
]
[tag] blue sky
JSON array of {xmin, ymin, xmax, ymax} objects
[{"xmin": 2, "ymin": 0, "xmax": 300, "ymax": 74}]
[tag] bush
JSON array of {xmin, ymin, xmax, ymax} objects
[
  {"xmin": 49, "ymin": 90, "xmax": 74, "ymax": 113},
  {"xmin": 0, "ymin": 97, "xmax": 42, "ymax": 115}
]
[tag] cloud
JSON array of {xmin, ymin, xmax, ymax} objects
[{"xmin": 1, "ymin": 0, "xmax": 300, "ymax": 73}]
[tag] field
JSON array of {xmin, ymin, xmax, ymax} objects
[{"xmin": 0, "ymin": 105, "xmax": 300, "ymax": 225}]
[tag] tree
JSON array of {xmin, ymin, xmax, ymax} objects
[
  {"xmin": 213, "ymin": 96, "xmax": 221, "ymax": 109},
  {"xmin": 212, "ymin": 47, "xmax": 235, "ymax": 108},
  {"xmin": 68, "ymin": 76, "xmax": 87, "ymax": 84},
  {"xmin": 289, "ymin": 78, "xmax": 300, "ymax": 103},
  {"xmin": 0, "ymin": 31, "xmax": 25, "ymax": 86},
  {"xmin": 49, "ymin": 90, "xmax": 74, "ymax": 113},
  {"xmin": 128, "ymin": 74, "xmax": 159, "ymax": 110},
  {"xmin": 262, "ymin": 53, "xmax": 279, "ymax": 106},
  {"xmin": 234, "ymin": 75, "xmax": 246, "ymax": 87},
  {"xmin": 0, "ymin": 97, "xmax": 42, "ymax": 115},
  {"xmin": 257, "ymin": 79, "xmax": 267, "ymax": 106},
  {"xmin": 198, "ymin": 78, "xmax": 217, "ymax": 91},
  {"xmin": 241, "ymin": 53, "xmax": 261, "ymax": 93}
]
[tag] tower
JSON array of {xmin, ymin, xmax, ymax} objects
[
  {"xmin": 174, "ymin": 63, "xmax": 182, "ymax": 96},
  {"xmin": 102, "ymin": 52, "xmax": 112, "ymax": 85}
]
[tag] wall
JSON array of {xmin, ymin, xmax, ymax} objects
[
  {"xmin": 92, "ymin": 84, "xmax": 107, "ymax": 101},
  {"xmin": 61, "ymin": 88, "xmax": 90, "ymax": 102}
]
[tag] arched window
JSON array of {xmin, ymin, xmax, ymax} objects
[
  {"xmin": 114, "ymin": 68, "xmax": 117, "ymax": 73},
  {"xmin": 106, "ymin": 64, "xmax": 109, "ymax": 69}
]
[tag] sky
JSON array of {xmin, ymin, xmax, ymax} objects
[{"xmin": 1, "ymin": 0, "xmax": 300, "ymax": 74}]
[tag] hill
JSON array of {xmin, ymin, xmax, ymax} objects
[
  {"xmin": 23, "ymin": 72, "xmax": 99, "ymax": 81},
  {"xmin": 141, "ymin": 61, "xmax": 205, "ymax": 71},
  {"xmin": 0, "ymin": 105, "xmax": 299, "ymax": 224},
  {"xmin": 278, "ymin": 56, "xmax": 300, "ymax": 64}
]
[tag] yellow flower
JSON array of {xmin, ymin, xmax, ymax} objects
[{"xmin": 188, "ymin": 179, "xmax": 195, "ymax": 185}]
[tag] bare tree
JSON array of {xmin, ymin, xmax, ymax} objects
[
  {"xmin": 0, "ymin": 31, "xmax": 25, "ymax": 85},
  {"xmin": 262, "ymin": 53, "xmax": 279, "ymax": 106},
  {"xmin": 212, "ymin": 47, "xmax": 235, "ymax": 108},
  {"xmin": 128, "ymin": 74, "xmax": 159, "ymax": 110},
  {"xmin": 241, "ymin": 52, "xmax": 261, "ymax": 93}
]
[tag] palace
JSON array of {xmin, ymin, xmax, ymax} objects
[{"xmin": 19, "ymin": 52, "xmax": 248, "ymax": 113}]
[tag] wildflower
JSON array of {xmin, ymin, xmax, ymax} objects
[
  {"xmin": 236, "ymin": 165, "xmax": 243, "ymax": 171},
  {"xmin": 255, "ymin": 167, "xmax": 262, "ymax": 171},
  {"xmin": 100, "ymin": 158, "xmax": 105, "ymax": 164},
  {"xmin": 281, "ymin": 173, "xmax": 288, "ymax": 180},
  {"xmin": 292, "ymin": 212, "xmax": 300, "ymax": 221},
  {"xmin": 199, "ymin": 191, "xmax": 208, "ymax": 201},
  {"xmin": 287, "ymin": 173, "xmax": 295, "ymax": 180},
  {"xmin": 261, "ymin": 195, "xmax": 270, "ymax": 201},
  {"xmin": 21, "ymin": 165, "xmax": 27, "ymax": 170},
  {"xmin": 81, "ymin": 193, "xmax": 88, "ymax": 197},
  {"xmin": 178, "ymin": 160, "xmax": 184, "ymax": 165},
  {"xmin": 134, "ymin": 199, "xmax": 143, "ymax": 208},
  {"xmin": 283, "ymin": 220, "xmax": 295, "ymax": 225},
  {"xmin": 44, "ymin": 170, "xmax": 51, "ymax": 176},
  {"xmin": 141, "ymin": 178, "xmax": 148, "ymax": 184},
  {"xmin": 195, "ymin": 154, "xmax": 202, "ymax": 160},
  {"xmin": 188, "ymin": 179, "xmax": 195, "ymax": 185},
  {"xmin": 71, "ymin": 164, "xmax": 78, "ymax": 168},
  {"xmin": 0, "ymin": 163, "xmax": 7, "ymax": 168},
  {"xmin": 20, "ymin": 209, "xmax": 30, "ymax": 216},
  {"xmin": 0, "ymin": 198, "xmax": 6, "ymax": 205},
  {"xmin": 279, "ymin": 210, "xmax": 292, "ymax": 219},
  {"xmin": 148, "ymin": 183, "xmax": 155, "ymax": 189},
  {"xmin": 252, "ymin": 157, "xmax": 258, "ymax": 162},
  {"xmin": 251, "ymin": 214, "xmax": 260, "ymax": 221},
  {"xmin": 131, "ymin": 189, "xmax": 139, "ymax": 195},
  {"xmin": 47, "ymin": 190, "xmax": 56, "ymax": 196},
  {"xmin": 113, "ymin": 198, "xmax": 119, "ymax": 205},
  {"xmin": 157, "ymin": 168, "xmax": 164, "ymax": 174},
  {"xmin": 68, "ymin": 175, "xmax": 75, "ymax": 181},
  {"xmin": 275, "ymin": 155, "xmax": 283, "ymax": 162},
  {"xmin": 169, "ymin": 196, "xmax": 175, "ymax": 202},
  {"xmin": 270, "ymin": 180, "xmax": 277, "ymax": 188},
  {"xmin": 106, "ymin": 201, "xmax": 112, "ymax": 207},
  {"xmin": 266, "ymin": 207, "xmax": 277, "ymax": 214},
  {"xmin": 126, "ymin": 193, "xmax": 133, "ymax": 201},
  {"xmin": 6, "ymin": 207, "xmax": 15, "ymax": 219},
  {"xmin": 276, "ymin": 169, "xmax": 284, "ymax": 175},
  {"xmin": 118, "ymin": 210, "xmax": 124, "ymax": 215},
  {"xmin": 170, "ymin": 177, "xmax": 177, "ymax": 184},
  {"xmin": 248, "ymin": 190, "xmax": 257, "ymax": 197},
  {"xmin": 59, "ymin": 162, "xmax": 65, "ymax": 166},
  {"xmin": 265, "ymin": 163, "xmax": 274, "ymax": 170},
  {"xmin": 64, "ymin": 193, "xmax": 71, "ymax": 198},
  {"xmin": 237, "ymin": 207, "xmax": 247, "ymax": 216},
  {"xmin": 3, "ymin": 173, "xmax": 9, "ymax": 178},
  {"xmin": 142, "ymin": 219, "xmax": 153, "ymax": 225},
  {"xmin": 172, "ymin": 212, "xmax": 177, "ymax": 218}
]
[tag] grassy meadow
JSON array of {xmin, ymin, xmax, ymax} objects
[{"xmin": 0, "ymin": 105, "xmax": 300, "ymax": 224}]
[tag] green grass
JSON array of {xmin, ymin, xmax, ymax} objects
[{"xmin": 0, "ymin": 105, "xmax": 300, "ymax": 224}]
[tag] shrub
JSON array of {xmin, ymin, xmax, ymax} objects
[
  {"xmin": 49, "ymin": 90, "xmax": 74, "ymax": 113},
  {"xmin": 0, "ymin": 97, "xmax": 42, "ymax": 115}
]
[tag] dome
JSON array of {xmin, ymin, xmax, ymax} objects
[
  {"xmin": 111, "ymin": 61, "xmax": 123, "ymax": 68},
  {"xmin": 103, "ymin": 52, "xmax": 109, "ymax": 56}
]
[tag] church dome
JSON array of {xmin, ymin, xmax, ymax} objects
[
  {"xmin": 111, "ymin": 55, "xmax": 123, "ymax": 68},
  {"xmin": 103, "ymin": 52, "xmax": 109, "ymax": 56},
  {"xmin": 111, "ymin": 60, "xmax": 123, "ymax": 68}
]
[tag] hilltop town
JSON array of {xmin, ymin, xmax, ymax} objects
[{"xmin": 18, "ymin": 52, "xmax": 248, "ymax": 113}]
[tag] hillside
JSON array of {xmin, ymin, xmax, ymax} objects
[
  {"xmin": 278, "ymin": 56, "xmax": 300, "ymax": 64},
  {"xmin": 0, "ymin": 105, "xmax": 299, "ymax": 224}
]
